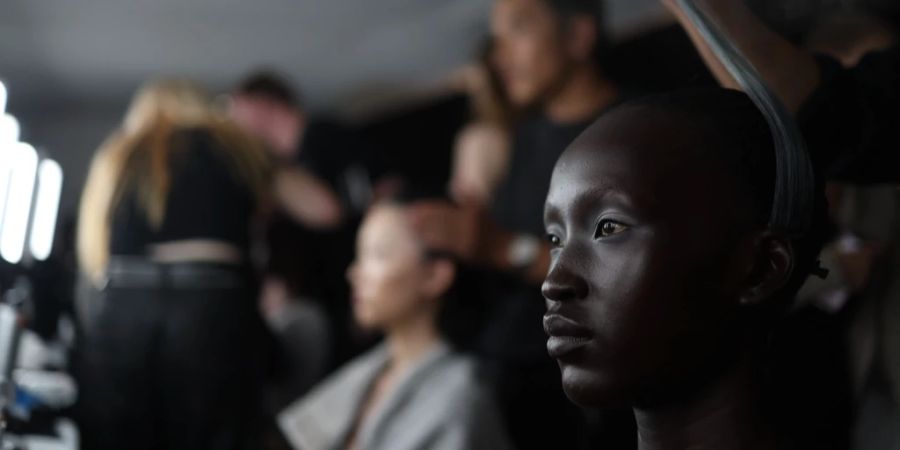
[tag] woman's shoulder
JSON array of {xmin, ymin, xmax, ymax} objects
[
  {"xmin": 277, "ymin": 345, "xmax": 389, "ymax": 450},
  {"xmin": 289, "ymin": 344, "xmax": 389, "ymax": 409},
  {"xmin": 406, "ymin": 351, "xmax": 512, "ymax": 449},
  {"xmin": 417, "ymin": 350, "xmax": 496, "ymax": 409}
]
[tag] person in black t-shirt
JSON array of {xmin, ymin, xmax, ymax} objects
[{"xmin": 407, "ymin": 1, "xmax": 630, "ymax": 448}]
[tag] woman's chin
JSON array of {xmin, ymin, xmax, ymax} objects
[
  {"xmin": 559, "ymin": 363, "xmax": 628, "ymax": 408},
  {"xmin": 352, "ymin": 310, "xmax": 378, "ymax": 330}
]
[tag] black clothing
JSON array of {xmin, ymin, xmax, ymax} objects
[
  {"xmin": 800, "ymin": 45, "xmax": 900, "ymax": 184},
  {"xmin": 359, "ymin": 94, "xmax": 469, "ymax": 198},
  {"xmin": 109, "ymin": 129, "xmax": 255, "ymax": 256},
  {"xmin": 492, "ymin": 114, "xmax": 596, "ymax": 238},
  {"xmin": 76, "ymin": 263, "xmax": 265, "ymax": 450},
  {"xmin": 297, "ymin": 118, "xmax": 382, "ymax": 215}
]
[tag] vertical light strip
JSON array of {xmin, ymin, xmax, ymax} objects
[
  {"xmin": 0, "ymin": 156, "xmax": 9, "ymax": 238},
  {"xmin": 29, "ymin": 159, "xmax": 63, "ymax": 261},
  {"xmin": 0, "ymin": 142, "xmax": 38, "ymax": 264},
  {"xmin": 0, "ymin": 114, "xmax": 18, "ymax": 238},
  {"xmin": 0, "ymin": 114, "xmax": 19, "ymax": 143}
]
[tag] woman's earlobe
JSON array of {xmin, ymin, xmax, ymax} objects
[
  {"xmin": 426, "ymin": 259, "xmax": 457, "ymax": 299},
  {"xmin": 739, "ymin": 233, "xmax": 795, "ymax": 307}
]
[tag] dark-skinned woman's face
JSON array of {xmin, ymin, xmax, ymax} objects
[{"xmin": 542, "ymin": 107, "xmax": 755, "ymax": 408}]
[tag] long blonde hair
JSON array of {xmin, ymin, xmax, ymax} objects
[{"xmin": 77, "ymin": 79, "xmax": 271, "ymax": 283}]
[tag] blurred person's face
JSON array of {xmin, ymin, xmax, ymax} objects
[
  {"xmin": 228, "ymin": 94, "xmax": 303, "ymax": 160},
  {"xmin": 543, "ymin": 107, "xmax": 759, "ymax": 408},
  {"xmin": 347, "ymin": 205, "xmax": 451, "ymax": 331},
  {"xmin": 491, "ymin": 0, "xmax": 573, "ymax": 108}
]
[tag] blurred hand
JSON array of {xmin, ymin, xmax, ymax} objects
[
  {"xmin": 259, "ymin": 276, "xmax": 290, "ymax": 322},
  {"xmin": 274, "ymin": 166, "xmax": 344, "ymax": 229},
  {"xmin": 837, "ymin": 242, "xmax": 883, "ymax": 292},
  {"xmin": 449, "ymin": 122, "xmax": 511, "ymax": 207}
]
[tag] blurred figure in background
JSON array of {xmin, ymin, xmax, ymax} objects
[
  {"xmin": 229, "ymin": 72, "xmax": 381, "ymax": 410},
  {"xmin": 802, "ymin": 9, "xmax": 900, "ymax": 450},
  {"xmin": 278, "ymin": 195, "xmax": 511, "ymax": 450},
  {"xmin": 448, "ymin": 39, "xmax": 515, "ymax": 207},
  {"xmin": 231, "ymin": 71, "xmax": 382, "ymax": 219},
  {"xmin": 228, "ymin": 72, "xmax": 346, "ymax": 414},
  {"xmin": 75, "ymin": 79, "xmax": 272, "ymax": 450},
  {"xmin": 408, "ymin": 0, "xmax": 630, "ymax": 448}
]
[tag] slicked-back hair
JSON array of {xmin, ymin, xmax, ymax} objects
[{"xmin": 622, "ymin": 88, "xmax": 829, "ymax": 307}]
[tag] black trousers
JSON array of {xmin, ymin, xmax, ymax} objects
[{"xmin": 76, "ymin": 270, "xmax": 265, "ymax": 450}]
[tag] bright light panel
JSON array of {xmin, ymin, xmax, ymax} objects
[
  {"xmin": 29, "ymin": 159, "xmax": 63, "ymax": 261},
  {"xmin": 0, "ymin": 146, "xmax": 10, "ymax": 238},
  {"xmin": 0, "ymin": 142, "xmax": 38, "ymax": 264},
  {"xmin": 0, "ymin": 114, "xmax": 19, "ymax": 143}
]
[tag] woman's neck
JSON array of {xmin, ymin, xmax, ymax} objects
[
  {"xmin": 544, "ymin": 65, "xmax": 618, "ymax": 124},
  {"xmin": 634, "ymin": 354, "xmax": 776, "ymax": 450},
  {"xmin": 385, "ymin": 312, "xmax": 442, "ymax": 372}
]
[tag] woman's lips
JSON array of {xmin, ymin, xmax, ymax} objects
[{"xmin": 543, "ymin": 314, "xmax": 592, "ymax": 359}]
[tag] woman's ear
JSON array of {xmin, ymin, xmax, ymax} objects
[
  {"xmin": 565, "ymin": 15, "xmax": 598, "ymax": 63},
  {"xmin": 423, "ymin": 259, "xmax": 457, "ymax": 300},
  {"xmin": 739, "ymin": 231, "xmax": 795, "ymax": 307}
]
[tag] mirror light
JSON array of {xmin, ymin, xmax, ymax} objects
[
  {"xmin": 0, "ymin": 114, "xmax": 19, "ymax": 144},
  {"xmin": 29, "ymin": 159, "xmax": 63, "ymax": 261},
  {"xmin": 0, "ymin": 142, "xmax": 38, "ymax": 264}
]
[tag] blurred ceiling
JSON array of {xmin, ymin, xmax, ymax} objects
[{"xmin": 0, "ymin": 0, "xmax": 664, "ymax": 114}]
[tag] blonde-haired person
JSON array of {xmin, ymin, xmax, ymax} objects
[{"xmin": 75, "ymin": 79, "xmax": 331, "ymax": 450}]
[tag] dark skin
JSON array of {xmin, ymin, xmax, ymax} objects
[{"xmin": 542, "ymin": 106, "xmax": 794, "ymax": 449}]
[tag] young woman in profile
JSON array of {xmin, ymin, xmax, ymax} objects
[
  {"xmin": 541, "ymin": 89, "xmax": 828, "ymax": 450},
  {"xmin": 278, "ymin": 195, "xmax": 511, "ymax": 450}
]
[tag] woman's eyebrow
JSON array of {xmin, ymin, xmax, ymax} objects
[
  {"xmin": 543, "ymin": 202, "xmax": 562, "ymax": 228},
  {"xmin": 544, "ymin": 185, "xmax": 637, "ymax": 229},
  {"xmin": 572, "ymin": 186, "xmax": 635, "ymax": 214}
]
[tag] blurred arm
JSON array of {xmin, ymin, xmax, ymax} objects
[
  {"xmin": 273, "ymin": 166, "xmax": 344, "ymax": 229},
  {"xmin": 662, "ymin": 0, "xmax": 820, "ymax": 113}
]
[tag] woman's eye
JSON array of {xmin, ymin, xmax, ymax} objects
[
  {"xmin": 547, "ymin": 234, "xmax": 562, "ymax": 247},
  {"xmin": 594, "ymin": 219, "xmax": 629, "ymax": 239}
]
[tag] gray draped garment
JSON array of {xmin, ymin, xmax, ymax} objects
[{"xmin": 278, "ymin": 342, "xmax": 513, "ymax": 450}]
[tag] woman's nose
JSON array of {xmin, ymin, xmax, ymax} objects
[{"xmin": 541, "ymin": 260, "xmax": 588, "ymax": 303}]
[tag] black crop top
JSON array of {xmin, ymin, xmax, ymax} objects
[{"xmin": 109, "ymin": 128, "xmax": 257, "ymax": 256}]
